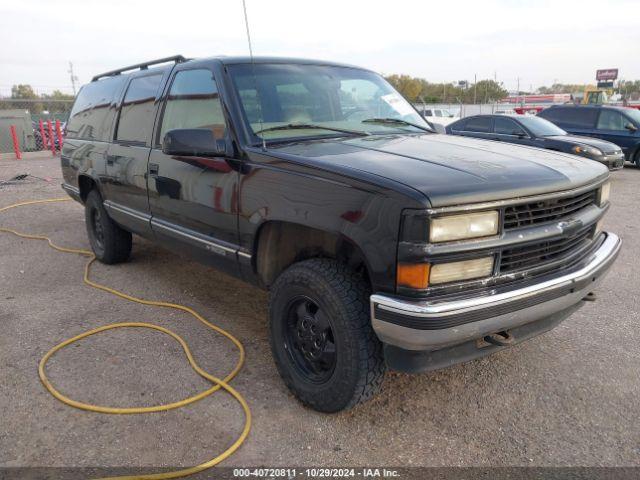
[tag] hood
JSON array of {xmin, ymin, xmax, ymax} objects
[
  {"xmin": 545, "ymin": 135, "xmax": 621, "ymax": 154},
  {"xmin": 268, "ymin": 134, "xmax": 609, "ymax": 207}
]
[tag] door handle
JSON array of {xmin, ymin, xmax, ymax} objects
[{"xmin": 149, "ymin": 163, "xmax": 159, "ymax": 176}]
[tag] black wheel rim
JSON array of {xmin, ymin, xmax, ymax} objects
[
  {"xmin": 91, "ymin": 207, "xmax": 105, "ymax": 250},
  {"xmin": 283, "ymin": 296, "xmax": 336, "ymax": 384}
]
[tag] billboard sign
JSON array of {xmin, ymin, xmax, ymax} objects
[
  {"xmin": 596, "ymin": 69, "xmax": 618, "ymax": 81},
  {"xmin": 597, "ymin": 81, "xmax": 614, "ymax": 89}
]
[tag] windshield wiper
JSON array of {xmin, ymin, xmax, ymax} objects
[
  {"xmin": 361, "ymin": 117, "xmax": 433, "ymax": 132},
  {"xmin": 254, "ymin": 123, "xmax": 370, "ymax": 137}
]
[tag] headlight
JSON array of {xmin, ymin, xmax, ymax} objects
[
  {"xmin": 429, "ymin": 211, "xmax": 499, "ymax": 243},
  {"xmin": 572, "ymin": 145, "xmax": 603, "ymax": 157},
  {"xmin": 598, "ymin": 182, "xmax": 610, "ymax": 206},
  {"xmin": 430, "ymin": 257, "xmax": 494, "ymax": 284}
]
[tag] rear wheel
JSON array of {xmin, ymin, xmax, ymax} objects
[
  {"xmin": 85, "ymin": 189, "xmax": 132, "ymax": 264},
  {"xmin": 268, "ymin": 258, "xmax": 385, "ymax": 412}
]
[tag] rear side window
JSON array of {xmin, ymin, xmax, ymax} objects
[
  {"xmin": 542, "ymin": 107, "xmax": 597, "ymax": 128},
  {"xmin": 158, "ymin": 69, "xmax": 227, "ymax": 142},
  {"xmin": 66, "ymin": 76, "xmax": 125, "ymax": 141},
  {"xmin": 116, "ymin": 74, "xmax": 163, "ymax": 144},
  {"xmin": 597, "ymin": 109, "xmax": 627, "ymax": 131},
  {"xmin": 465, "ymin": 117, "xmax": 492, "ymax": 133},
  {"xmin": 450, "ymin": 118, "xmax": 467, "ymax": 130}
]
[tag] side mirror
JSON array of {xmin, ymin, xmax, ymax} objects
[
  {"xmin": 625, "ymin": 123, "xmax": 638, "ymax": 132},
  {"xmin": 162, "ymin": 129, "xmax": 226, "ymax": 157},
  {"xmin": 513, "ymin": 130, "xmax": 528, "ymax": 138}
]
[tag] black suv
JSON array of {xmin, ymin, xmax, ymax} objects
[
  {"xmin": 446, "ymin": 114, "xmax": 624, "ymax": 170},
  {"xmin": 61, "ymin": 56, "xmax": 621, "ymax": 412},
  {"xmin": 538, "ymin": 104, "xmax": 640, "ymax": 166}
]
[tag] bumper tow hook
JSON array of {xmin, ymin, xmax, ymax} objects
[
  {"xmin": 583, "ymin": 292, "xmax": 597, "ymax": 302},
  {"xmin": 484, "ymin": 331, "xmax": 514, "ymax": 347}
]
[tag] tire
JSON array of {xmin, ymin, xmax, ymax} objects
[
  {"xmin": 268, "ymin": 258, "xmax": 386, "ymax": 412},
  {"xmin": 84, "ymin": 189, "xmax": 132, "ymax": 264},
  {"xmin": 634, "ymin": 150, "xmax": 640, "ymax": 168}
]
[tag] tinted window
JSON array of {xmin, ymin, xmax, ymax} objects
[
  {"xmin": 541, "ymin": 107, "xmax": 597, "ymax": 128},
  {"xmin": 116, "ymin": 74, "xmax": 163, "ymax": 143},
  {"xmin": 597, "ymin": 109, "xmax": 627, "ymax": 131},
  {"xmin": 538, "ymin": 108, "xmax": 560, "ymax": 122},
  {"xmin": 66, "ymin": 76, "xmax": 125, "ymax": 141},
  {"xmin": 494, "ymin": 117, "xmax": 524, "ymax": 135},
  {"xmin": 464, "ymin": 117, "xmax": 492, "ymax": 133},
  {"xmin": 159, "ymin": 69, "xmax": 226, "ymax": 142},
  {"xmin": 450, "ymin": 118, "xmax": 467, "ymax": 130}
]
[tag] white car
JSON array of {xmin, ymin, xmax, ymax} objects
[{"xmin": 421, "ymin": 107, "xmax": 459, "ymax": 127}]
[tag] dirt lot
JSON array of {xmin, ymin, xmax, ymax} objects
[{"xmin": 1, "ymin": 154, "xmax": 639, "ymax": 472}]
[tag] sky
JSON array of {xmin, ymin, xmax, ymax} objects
[{"xmin": 1, "ymin": 0, "xmax": 639, "ymax": 96}]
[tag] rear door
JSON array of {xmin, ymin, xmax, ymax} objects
[
  {"xmin": 147, "ymin": 65, "xmax": 241, "ymax": 276},
  {"xmin": 595, "ymin": 109, "xmax": 639, "ymax": 157},
  {"xmin": 103, "ymin": 71, "xmax": 167, "ymax": 236}
]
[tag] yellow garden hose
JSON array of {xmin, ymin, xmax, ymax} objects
[{"xmin": 0, "ymin": 197, "xmax": 251, "ymax": 480}]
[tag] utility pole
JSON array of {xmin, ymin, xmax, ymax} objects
[
  {"xmin": 473, "ymin": 73, "xmax": 477, "ymax": 104},
  {"xmin": 68, "ymin": 62, "xmax": 78, "ymax": 96},
  {"xmin": 517, "ymin": 77, "xmax": 520, "ymax": 104}
]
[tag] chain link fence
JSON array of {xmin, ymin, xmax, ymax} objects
[
  {"xmin": 413, "ymin": 102, "xmax": 517, "ymax": 119},
  {"xmin": 0, "ymin": 99, "xmax": 74, "ymax": 157}
]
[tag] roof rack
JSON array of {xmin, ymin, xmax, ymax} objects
[{"xmin": 91, "ymin": 55, "xmax": 187, "ymax": 82}]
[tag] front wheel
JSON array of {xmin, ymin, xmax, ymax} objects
[{"xmin": 268, "ymin": 259, "xmax": 386, "ymax": 412}]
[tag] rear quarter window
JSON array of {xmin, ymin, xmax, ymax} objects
[
  {"xmin": 115, "ymin": 74, "xmax": 163, "ymax": 144},
  {"xmin": 66, "ymin": 76, "xmax": 126, "ymax": 141},
  {"xmin": 464, "ymin": 116, "xmax": 492, "ymax": 133},
  {"xmin": 449, "ymin": 118, "xmax": 466, "ymax": 131},
  {"xmin": 542, "ymin": 107, "xmax": 597, "ymax": 129}
]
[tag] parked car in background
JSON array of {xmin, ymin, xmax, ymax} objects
[
  {"xmin": 538, "ymin": 105, "xmax": 640, "ymax": 166},
  {"xmin": 33, "ymin": 120, "xmax": 65, "ymax": 151},
  {"xmin": 445, "ymin": 114, "xmax": 625, "ymax": 170},
  {"xmin": 420, "ymin": 107, "xmax": 459, "ymax": 127}
]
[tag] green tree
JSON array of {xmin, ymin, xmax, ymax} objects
[
  {"xmin": 41, "ymin": 90, "xmax": 75, "ymax": 113},
  {"xmin": 11, "ymin": 84, "xmax": 38, "ymax": 99},
  {"xmin": 385, "ymin": 74, "xmax": 424, "ymax": 102},
  {"xmin": 385, "ymin": 75, "xmax": 507, "ymax": 104},
  {"xmin": 9, "ymin": 84, "xmax": 43, "ymax": 113}
]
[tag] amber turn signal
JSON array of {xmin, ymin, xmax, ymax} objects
[{"xmin": 397, "ymin": 263, "xmax": 430, "ymax": 289}]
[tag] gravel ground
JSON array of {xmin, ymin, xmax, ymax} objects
[{"xmin": 0, "ymin": 155, "xmax": 638, "ymax": 472}]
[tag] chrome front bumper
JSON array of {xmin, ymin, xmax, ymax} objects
[
  {"xmin": 600, "ymin": 153, "xmax": 625, "ymax": 170},
  {"xmin": 371, "ymin": 232, "xmax": 621, "ymax": 352}
]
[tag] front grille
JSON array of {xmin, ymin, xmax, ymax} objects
[
  {"xmin": 504, "ymin": 189, "xmax": 597, "ymax": 230},
  {"xmin": 500, "ymin": 226, "xmax": 594, "ymax": 273}
]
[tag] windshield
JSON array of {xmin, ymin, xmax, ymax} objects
[
  {"xmin": 623, "ymin": 108, "xmax": 640, "ymax": 125},
  {"xmin": 516, "ymin": 115, "xmax": 567, "ymax": 137},
  {"xmin": 228, "ymin": 63, "xmax": 431, "ymax": 142}
]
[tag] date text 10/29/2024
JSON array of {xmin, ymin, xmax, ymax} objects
[{"xmin": 233, "ymin": 468, "xmax": 401, "ymax": 478}]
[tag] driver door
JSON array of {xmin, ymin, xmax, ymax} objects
[{"xmin": 147, "ymin": 66, "xmax": 241, "ymax": 276}]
